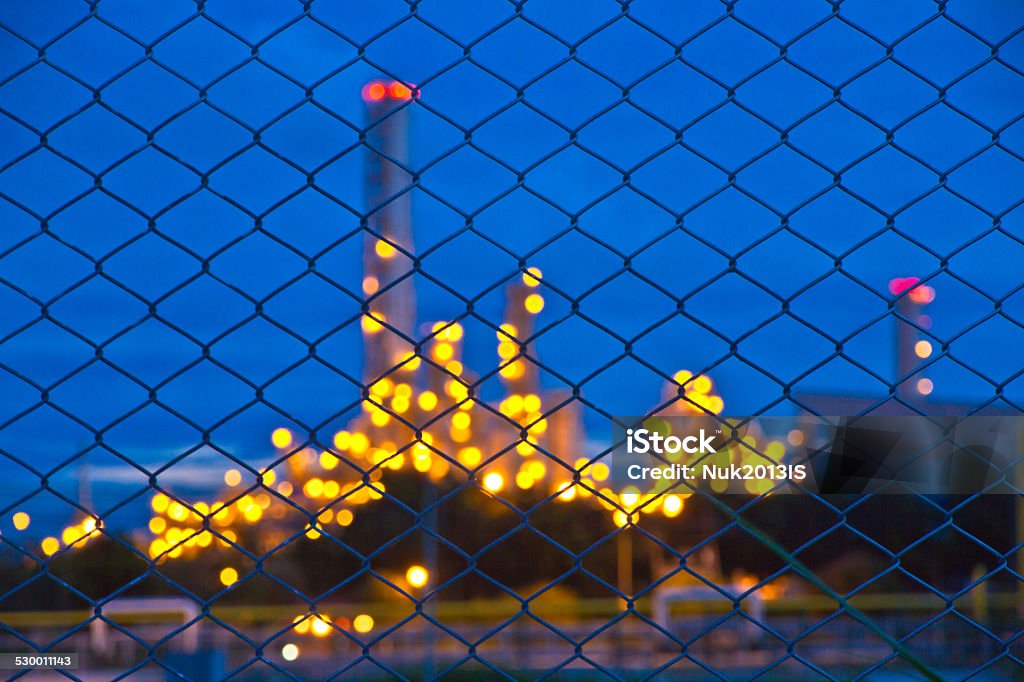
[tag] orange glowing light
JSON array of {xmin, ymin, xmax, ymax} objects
[
  {"xmin": 363, "ymin": 81, "xmax": 387, "ymax": 101},
  {"xmin": 389, "ymin": 81, "xmax": 413, "ymax": 100},
  {"xmin": 909, "ymin": 285, "xmax": 935, "ymax": 305},
  {"xmin": 406, "ymin": 565, "xmax": 429, "ymax": 588}
]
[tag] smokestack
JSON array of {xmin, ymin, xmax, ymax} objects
[
  {"xmin": 362, "ymin": 80, "xmax": 417, "ymax": 384},
  {"xmin": 889, "ymin": 277, "xmax": 935, "ymax": 403}
]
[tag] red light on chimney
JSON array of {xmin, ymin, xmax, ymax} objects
[
  {"xmin": 889, "ymin": 277, "xmax": 934, "ymax": 304},
  {"xmin": 888, "ymin": 277, "xmax": 920, "ymax": 295},
  {"xmin": 362, "ymin": 81, "xmax": 387, "ymax": 101},
  {"xmin": 362, "ymin": 80, "xmax": 416, "ymax": 102},
  {"xmin": 388, "ymin": 81, "xmax": 413, "ymax": 100}
]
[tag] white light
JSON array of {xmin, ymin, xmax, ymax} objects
[{"xmin": 281, "ymin": 643, "xmax": 299, "ymax": 661}]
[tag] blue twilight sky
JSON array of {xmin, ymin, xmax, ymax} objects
[{"xmin": 1, "ymin": 0, "xmax": 1024, "ymax": 525}]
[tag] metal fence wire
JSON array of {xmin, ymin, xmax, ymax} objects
[{"xmin": 1, "ymin": 0, "xmax": 1024, "ymax": 680}]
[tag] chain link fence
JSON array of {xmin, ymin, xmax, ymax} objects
[{"xmin": 2, "ymin": 0, "xmax": 1024, "ymax": 679}]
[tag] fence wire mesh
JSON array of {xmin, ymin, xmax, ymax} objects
[{"xmin": 1, "ymin": 0, "xmax": 1024, "ymax": 680}]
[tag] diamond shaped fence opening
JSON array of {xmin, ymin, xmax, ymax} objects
[{"xmin": 1, "ymin": 1, "xmax": 1023, "ymax": 680}]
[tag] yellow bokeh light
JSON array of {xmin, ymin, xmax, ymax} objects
[
  {"xmin": 362, "ymin": 276, "xmax": 379, "ymax": 295},
  {"xmin": 333, "ymin": 431, "xmax": 352, "ymax": 450},
  {"xmin": 437, "ymin": 322, "xmax": 463, "ymax": 342},
  {"xmin": 361, "ymin": 313, "xmax": 386, "ymax": 334},
  {"xmin": 399, "ymin": 351, "xmax": 421, "ymax": 371},
  {"xmin": 151, "ymin": 493, "xmax": 169, "ymax": 514},
  {"xmin": 451, "ymin": 412, "xmax": 471, "ymax": 430},
  {"xmin": 447, "ymin": 380, "xmax": 469, "ymax": 401},
  {"xmin": 350, "ymin": 433, "xmax": 370, "ymax": 454},
  {"xmin": 914, "ymin": 340, "xmax": 933, "ymax": 358},
  {"xmin": 148, "ymin": 538, "xmax": 166, "ymax": 559},
  {"xmin": 692, "ymin": 375, "xmax": 712, "ymax": 394},
  {"xmin": 243, "ymin": 506, "xmax": 262, "ymax": 524},
  {"xmin": 500, "ymin": 361, "xmax": 524, "ymax": 380},
  {"xmin": 41, "ymin": 537, "xmax": 59, "ymax": 556},
  {"xmin": 304, "ymin": 478, "xmax": 324, "ymax": 498},
  {"xmin": 516, "ymin": 471, "xmax": 534, "ymax": 489},
  {"xmin": 375, "ymin": 240, "xmax": 397, "ymax": 258},
  {"xmin": 557, "ymin": 484, "xmax": 577, "ymax": 502},
  {"xmin": 502, "ymin": 394, "xmax": 523, "ymax": 415},
  {"xmin": 220, "ymin": 567, "xmax": 238, "ymax": 587},
  {"xmin": 524, "ymin": 293, "xmax": 544, "ymax": 314},
  {"xmin": 413, "ymin": 452, "xmax": 432, "ymax": 473},
  {"xmin": 320, "ymin": 451, "xmax": 338, "ymax": 470},
  {"xmin": 418, "ymin": 391, "xmax": 438, "ymax": 411},
  {"xmin": 323, "ymin": 480, "xmax": 340, "ymax": 499},
  {"xmin": 433, "ymin": 342, "xmax": 454, "ymax": 361},
  {"xmin": 353, "ymin": 614, "xmax": 374, "ymax": 634},
  {"xmin": 271, "ymin": 428, "xmax": 293, "ymax": 449},
  {"xmin": 149, "ymin": 517, "xmax": 167, "ymax": 534},
  {"xmin": 62, "ymin": 526, "xmax": 82, "ymax": 546},
  {"xmin": 673, "ymin": 370, "xmax": 693, "ymax": 385},
  {"xmin": 168, "ymin": 503, "xmax": 188, "ymax": 523},
  {"xmin": 482, "ymin": 472, "xmax": 504, "ymax": 493},
  {"xmin": 224, "ymin": 469, "xmax": 242, "ymax": 487},
  {"xmin": 406, "ymin": 565, "xmax": 429, "ymax": 588},
  {"xmin": 663, "ymin": 495, "xmax": 683, "ymax": 516},
  {"xmin": 311, "ymin": 616, "xmax": 331, "ymax": 637},
  {"xmin": 12, "ymin": 512, "xmax": 29, "ymax": 531},
  {"xmin": 522, "ymin": 394, "xmax": 541, "ymax": 413},
  {"xmin": 370, "ymin": 378, "xmax": 393, "ymax": 397},
  {"xmin": 337, "ymin": 509, "xmax": 354, "ymax": 526},
  {"xmin": 458, "ymin": 447, "xmax": 482, "ymax": 467},
  {"xmin": 523, "ymin": 267, "xmax": 542, "ymax": 287},
  {"xmin": 498, "ymin": 323, "xmax": 518, "ymax": 340},
  {"xmin": 497, "ymin": 341, "xmax": 517, "ymax": 360}
]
